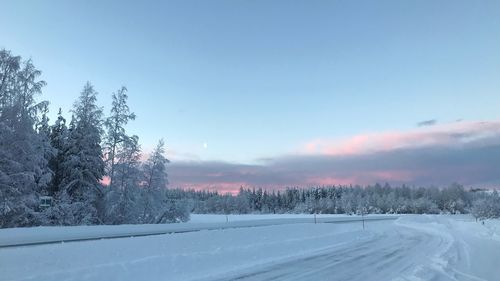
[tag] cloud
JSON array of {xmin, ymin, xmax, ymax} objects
[
  {"xmin": 167, "ymin": 121, "xmax": 500, "ymax": 193},
  {"xmin": 301, "ymin": 121, "xmax": 500, "ymax": 156},
  {"xmin": 417, "ymin": 119, "xmax": 437, "ymax": 127}
]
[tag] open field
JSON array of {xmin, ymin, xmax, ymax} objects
[{"xmin": 0, "ymin": 214, "xmax": 395, "ymax": 248}]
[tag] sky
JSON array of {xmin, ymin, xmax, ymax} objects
[{"xmin": 1, "ymin": 0, "xmax": 500, "ymax": 192}]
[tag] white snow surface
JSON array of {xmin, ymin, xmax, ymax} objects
[
  {"xmin": 0, "ymin": 214, "xmax": 393, "ymax": 247},
  {"xmin": 187, "ymin": 213, "xmax": 357, "ymax": 223},
  {"xmin": 1, "ymin": 214, "xmax": 499, "ymax": 281}
]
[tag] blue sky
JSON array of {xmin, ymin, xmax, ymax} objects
[{"xmin": 2, "ymin": 1, "xmax": 500, "ymax": 190}]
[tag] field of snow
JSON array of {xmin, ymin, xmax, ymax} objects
[
  {"xmin": 479, "ymin": 219, "xmax": 500, "ymax": 242},
  {"xmin": 0, "ymin": 214, "xmax": 395, "ymax": 247},
  {"xmin": 187, "ymin": 213, "xmax": 359, "ymax": 223},
  {"xmin": 1, "ymin": 214, "xmax": 500, "ymax": 281}
]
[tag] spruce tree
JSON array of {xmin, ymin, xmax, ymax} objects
[
  {"xmin": 48, "ymin": 108, "xmax": 68, "ymax": 195},
  {"xmin": 58, "ymin": 82, "xmax": 105, "ymax": 224}
]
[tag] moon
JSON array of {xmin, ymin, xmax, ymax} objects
[{"xmin": 203, "ymin": 142, "xmax": 208, "ymax": 149}]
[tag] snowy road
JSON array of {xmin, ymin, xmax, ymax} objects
[
  {"xmin": 1, "ymin": 215, "xmax": 499, "ymax": 281},
  {"xmin": 208, "ymin": 216, "xmax": 500, "ymax": 281},
  {"xmin": 210, "ymin": 219, "xmax": 450, "ymax": 281}
]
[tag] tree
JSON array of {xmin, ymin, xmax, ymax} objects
[
  {"xmin": 114, "ymin": 135, "xmax": 142, "ymax": 190},
  {"xmin": 48, "ymin": 108, "xmax": 68, "ymax": 195},
  {"xmin": 104, "ymin": 86, "xmax": 135, "ymax": 188},
  {"xmin": 0, "ymin": 51, "xmax": 53, "ymax": 227},
  {"xmin": 57, "ymin": 82, "xmax": 105, "ymax": 224},
  {"xmin": 2, "ymin": 48, "xmax": 192, "ymax": 227},
  {"xmin": 471, "ymin": 191, "xmax": 500, "ymax": 220},
  {"xmin": 142, "ymin": 139, "xmax": 169, "ymax": 190},
  {"xmin": 102, "ymin": 135, "xmax": 142, "ymax": 224},
  {"xmin": 139, "ymin": 139, "xmax": 187, "ymax": 224}
]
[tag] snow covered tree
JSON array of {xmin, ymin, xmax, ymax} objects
[
  {"xmin": 47, "ymin": 108, "xmax": 68, "ymax": 195},
  {"xmin": 102, "ymin": 135, "xmax": 143, "ymax": 224},
  {"xmin": 139, "ymin": 139, "xmax": 169, "ymax": 223},
  {"xmin": 113, "ymin": 135, "xmax": 142, "ymax": 189},
  {"xmin": 57, "ymin": 82, "xmax": 105, "ymax": 225},
  {"xmin": 138, "ymin": 139, "xmax": 190, "ymax": 224},
  {"xmin": 142, "ymin": 139, "xmax": 169, "ymax": 190},
  {"xmin": 103, "ymin": 86, "xmax": 135, "ymax": 188},
  {"xmin": 0, "ymin": 50, "xmax": 21, "ymax": 110},
  {"xmin": 36, "ymin": 101, "xmax": 50, "ymax": 136},
  {"xmin": 0, "ymin": 50, "xmax": 53, "ymax": 227},
  {"xmin": 471, "ymin": 191, "xmax": 500, "ymax": 220},
  {"xmin": 154, "ymin": 197, "xmax": 190, "ymax": 223}
]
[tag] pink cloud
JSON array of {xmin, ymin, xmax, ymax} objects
[
  {"xmin": 166, "ymin": 120, "xmax": 500, "ymax": 193},
  {"xmin": 302, "ymin": 121, "xmax": 500, "ymax": 156}
]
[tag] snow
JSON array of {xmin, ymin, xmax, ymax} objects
[
  {"xmin": 0, "ymin": 214, "xmax": 394, "ymax": 247},
  {"xmin": 478, "ymin": 219, "xmax": 500, "ymax": 241},
  {"xmin": 1, "ymin": 215, "xmax": 499, "ymax": 281},
  {"xmin": 188, "ymin": 213, "xmax": 360, "ymax": 223}
]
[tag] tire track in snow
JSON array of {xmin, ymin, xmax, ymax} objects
[{"xmin": 209, "ymin": 218, "xmax": 458, "ymax": 281}]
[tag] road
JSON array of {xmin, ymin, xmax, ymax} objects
[
  {"xmin": 206, "ymin": 216, "xmax": 499, "ymax": 281},
  {"xmin": 1, "ymin": 215, "xmax": 499, "ymax": 281}
]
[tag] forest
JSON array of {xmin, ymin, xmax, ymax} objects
[{"xmin": 1, "ymin": 49, "xmax": 499, "ymax": 228}]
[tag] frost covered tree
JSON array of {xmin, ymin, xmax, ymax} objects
[
  {"xmin": 139, "ymin": 139, "xmax": 169, "ymax": 222},
  {"xmin": 47, "ymin": 108, "xmax": 68, "ymax": 195},
  {"xmin": 0, "ymin": 50, "xmax": 53, "ymax": 227},
  {"xmin": 471, "ymin": 191, "xmax": 500, "ymax": 220},
  {"xmin": 103, "ymin": 86, "xmax": 135, "ymax": 188},
  {"xmin": 36, "ymin": 101, "xmax": 51, "ymax": 136},
  {"xmin": 114, "ymin": 135, "xmax": 142, "ymax": 190},
  {"xmin": 142, "ymin": 139, "xmax": 169, "ymax": 190},
  {"xmin": 138, "ymin": 139, "xmax": 190, "ymax": 223},
  {"xmin": 56, "ymin": 82, "xmax": 105, "ymax": 225},
  {"xmin": 154, "ymin": 197, "xmax": 190, "ymax": 223},
  {"xmin": 103, "ymin": 135, "xmax": 143, "ymax": 224},
  {"xmin": 1, "ymin": 48, "xmax": 192, "ymax": 227}
]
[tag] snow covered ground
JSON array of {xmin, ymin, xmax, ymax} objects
[
  {"xmin": 0, "ymin": 214, "xmax": 394, "ymax": 247},
  {"xmin": 1, "ymin": 214, "xmax": 499, "ymax": 281},
  {"xmin": 187, "ymin": 213, "xmax": 358, "ymax": 223}
]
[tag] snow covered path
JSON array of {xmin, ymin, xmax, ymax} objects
[
  {"xmin": 209, "ymin": 225, "xmax": 441, "ymax": 281},
  {"xmin": 209, "ymin": 217, "xmax": 455, "ymax": 280},
  {"xmin": 208, "ymin": 216, "xmax": 500, "ymax": 281},
  {"xmin": 1, "ymin": 215, "xmax": 499, "ymax": 281}
]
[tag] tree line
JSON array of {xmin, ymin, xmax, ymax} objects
[{"xmin": 185, "ymin": 184, "xmax": 500, "ymax": 220}]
